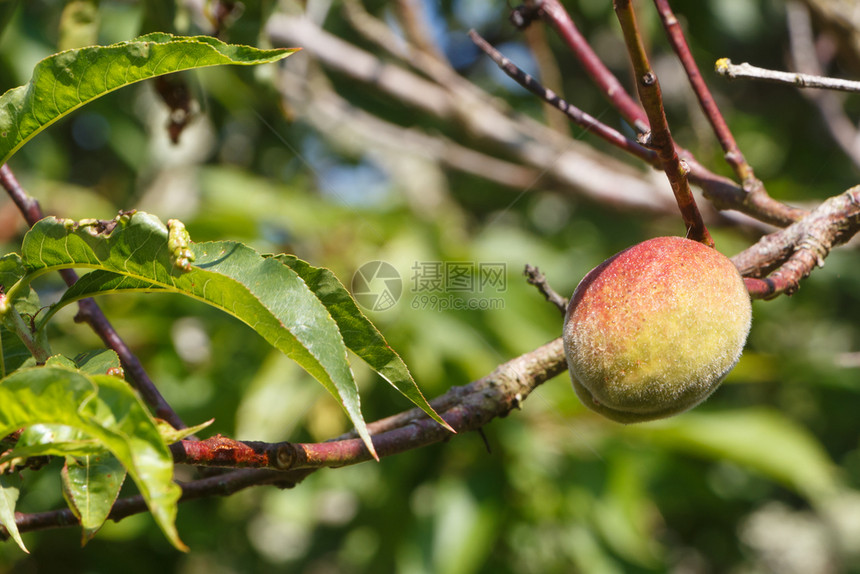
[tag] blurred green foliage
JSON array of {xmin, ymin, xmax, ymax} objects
[{"xmin": 1, "ymin": 0, "xmax": 860, "ymax": 572}]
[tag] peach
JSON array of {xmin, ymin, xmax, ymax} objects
[{"xmin": 563, "ymin": 236, "xmax": 751, "ymax": 423}]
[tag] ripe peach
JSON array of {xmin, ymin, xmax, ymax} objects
[{"xmin": 563, "ymin": 236, "xmax": 751, "ymax": 423}]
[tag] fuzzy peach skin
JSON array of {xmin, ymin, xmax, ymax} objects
[{"xmin": 563, "ymin": 236, "xmax": 752, "ymax": 423}]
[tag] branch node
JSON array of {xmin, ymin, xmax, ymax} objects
[
  {"xmin": 274, "ymin": 443, "xmax": 296, "ymax": 469},
  {"xmin": 636, "ymin": 130, "xmax": 654, "ymax": 148}
]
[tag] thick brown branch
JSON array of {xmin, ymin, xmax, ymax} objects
[
  {"xmin": 173, "ymin": 338, "xmax": 567, "ymax": 471},
  {"xmin": 5, "ymin": 338, "xmax": 568, "ymax": 536},
  {"xmin": 685, "ymin": 156, "xmax": 807, "ymax": 227},
  {"xmin": 733, "ymin": 186, "xmax": 860, "ymax": 298}
]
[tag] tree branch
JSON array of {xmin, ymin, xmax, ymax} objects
[
  {"xmin": 733, "ymin": 185, "xmax": 860, "ymax": 298},
  {"xmin": 524, "ymin": 264, "xmax": 568, "ymax": 316},
  {"xmin": 268, "ymin": 13, "xmax": 807, "ymax": 228},
  {"xmin": 525, "ymin": 0, "xmax": 804, "ymax": 227},
  {"xmin": 523, "ymin": 0, "xmax": 650, "ymax": 133},
  {"xmin": 464, "ymin": 26, "xmax": 805, "ymax": 229},
  {"xmin": 715, "ymin": 58, "xmax": 860, "ymax": 92},
  {"xmin": 174, "ymin": 337, "xmax": 566, "ymax": 471},
  {"xmin": 468, "ymin": 30, "xmax": 657, "ymax": 165},
  {"xmin": 4, "ymin": 337, "xmax": 568, "ymax": 536},
  {"xmin": 614, "ymin": 0, "xmax": 712, "ymax": 245},
  {"xmin": 653, "ymin": 0, "xmax": 762, "ymax": 194}
]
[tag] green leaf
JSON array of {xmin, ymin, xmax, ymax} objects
[
  {"xmin": 0, "ymin": 253, "xmax": 40, "ymax": 319},
  {"xmin": 155, "ymin": 418, "xmax": 214, "ymax": 444},
  {"xmin": 637, "ymin": 409, "xmax": 841, "ymax": 503},
  {"xmin": 45, "ymin": 354, "xmax": 76, "ymax": 369},
  {"xmin": 7, "ymin": 423, "xmax": 103, "ymax": 459},
  {"xmin": 0, "ymin": 366, "xmax": 185, "ymax": 550},
  {"xmin": 62, "ymin": 451, "xmax": 127, "ymax": 545},
  {"xmin": 1, "ymin": 326, "xmax": 30, "ymax": 377},
  {"xmin": 72, "ymin": 349, "xmax": 121, "ymax": 375},
  {"xmin": 22, "ymin": 212, "xmax": 377, "ymax": 458},
  {"xmin": 0, "ymin": 255, "xmax": 49, "ymax": 368},
  {"xmin": 0, "ymin": 253, "xmax": 25, "ymax": 290},
  {"xmin": 0, "ymin": 33, "xmax": 298, "ymax": 165},
  {"xmin": 0, "ymin": 474, "xmax": 27, "ymax": 554},
  {"xmin": 275, "ymin": 255, "xmax": 453, "ymax": 432}
]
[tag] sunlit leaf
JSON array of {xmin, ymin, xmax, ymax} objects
[
  {"xmin": 276, "ymin": 255, "xmax": 453, "ymax": 432},
  {"xmin": 72, "ymin": 349, "xmax": 121, "ymax": 376},
  {"xmin": 0, "ymin": 367, "xmax": 185, "ymax": 550},
  {"xmin": 0, "ymin": 33, "xmax": 297, "ymax": 164},
  {"xmin": 9, "ymin": 423, "xmax": 103, "ymax": 460},
  {"xmin": 20, "ymin": 212, "xmax": 376, "ymax": 458},
  {"xmin": 62, "ymin": 451, "xmax": 127, "ymax": 545},
  {"xmin": 155, "ymin": 418, "xmax": 214, "ymax": 444},
  {"xmin": 0, "ymin": 474, "xmax": 26, "ymax": 553}
]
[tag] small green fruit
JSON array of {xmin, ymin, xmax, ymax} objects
[{"xmin": 563, "ymin": 236, "xmax": 751, "ymax": 423}]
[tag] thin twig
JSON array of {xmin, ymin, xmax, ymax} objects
[
  {"xmin": 468, "ymin": 29, "xmax": 658, "ymax": 165},
  {"xmin": 464, "ymin": 27, "xmax": 806, "ymax": 228},
  {"xmin": 0, "ymin": 166, "xmax": 42, "ymax": 224},
  {"xmin": 0, "ymin": 164, "xmax": 188, "ymax": 430},
  {"xmin": 653, "ymin": 0, "xmax": 763, "ymax": 194},
  {"xmin": 523, "ymin": 264, "xmax": 568, "ymax": 316},
  {"xmin": 613, "ymin": 0, "xmax": 713, "ymax": 246},
  {"xmin": 525, "ymin": 0, "xmax": 650, "ymax": 133},
  {"xmin": 519, "ymin": 0, "xmax": 803, "ymax": 227},
  {"xmin": 715, "ymin": 58, "xmax": 860, "ymax": 92}
]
